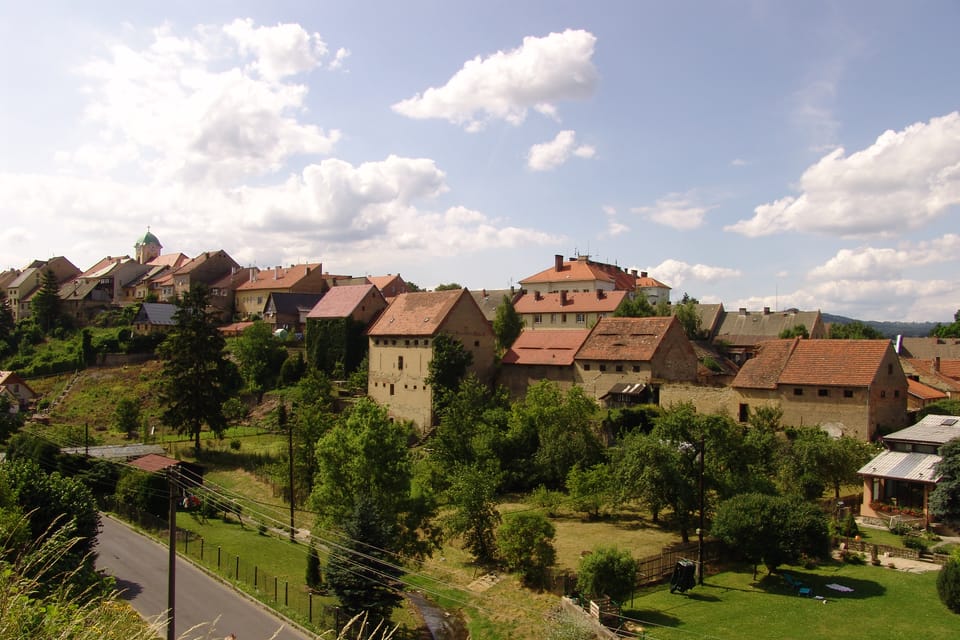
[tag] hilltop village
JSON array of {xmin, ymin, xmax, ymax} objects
[{"xmin": 5, "ymin": 229, "xmax": 959, "ymax": 445}]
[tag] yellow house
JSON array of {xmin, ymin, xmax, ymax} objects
[
  {"xmin": 234, "ymin": 263, "xmax": 328, "ymax": 319},
  {"xmin": 366, "ymin": 289, "xmax": 495, "ymax": 433},
  {"xmin": 514, "ymin": 289, "xmax": 627, "ymax": 330}
]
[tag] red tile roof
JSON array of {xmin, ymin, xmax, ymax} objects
[
  {"xmin": 367, "ymin": 274, "xmax": 408, "ymax": 298},
  {"xmin": 502, "ymin": 329, "xmax": 590, "ymax": 366},
  {"xmin": 520, "ymin": 256, "xmax": 636, "ymax": 290},
  {"xmin": 636, "ymin": 275, "xmax": 670, "ymax": 289},
  {"xmin": 780, "ymin": 340, "xmax": 894, "ymax": 386},
  {"xmin": 367, "ymin": 289, "xmax": 468, "ymax": 336},
  {"xmin": 733, "ymin": 339, "xmax": 799, "ymax": 389},
  {"xmin": 307, "ymin": 284, "xmax": 383, "ymax": 319},
  {"xmin": 907, "ymin": 378, "xmax": 948, "ymax": 401},
  {"xmin": 904, "ymin": 359, "xmax": 960, "ymax": 392},
  {"xmin": 514, "ymin": 290, "xmax": 627, "ymax": 314},
  {"xmin": 575, "ymin": 316, "xmax": 678, "ymax": 362},
  {"xmin": 147, "ymin": 253, "xmax": 190, "ymax": 269},
  {"xmin": 235, "ymin": 263, "xmax": 322, "ymax": 291}
]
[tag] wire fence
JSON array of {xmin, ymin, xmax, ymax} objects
[{"xmin": 106, "ymin": 503, "xmax": 341, "ymax": 634}]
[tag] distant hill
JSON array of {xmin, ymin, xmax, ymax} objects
[{"xmin": 821, "ymin": 313, "xmax": 937, "ymax": 338}]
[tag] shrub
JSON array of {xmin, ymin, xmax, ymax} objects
[
  {"xmin": 937, "ymin": 555, "xmax": 960, "ymax": 613},
  {"xmin": 528, "ymin": 485, "xmax": 564, "ymax": 517},
  {"xmin": 903, "ymin": 535, "xmax": 930, "ymax": 552},
  {"xmin": 577, "ymin": 546, "xmax": 639, "ymax": 603},
  {"xmin": 229, "ymin": 439, "xmax": 242, "ymax": 451},
  {"xmin": 497, "ymin": 512, "xmax": 556, "ymax": 587}
]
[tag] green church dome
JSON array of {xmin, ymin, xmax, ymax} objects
[{"xmin": 135, "ymin": 228, "xmax": 162, "ymax": 248}]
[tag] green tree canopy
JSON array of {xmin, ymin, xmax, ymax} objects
[
  {"xmin": 497, "ymin": 511, "xmax": 556, "ymax": 586},
  {"xmin": 828, "ymin": 321, "xmax": 885, "ymax": 339},
  {"xmin": 931, "ymin": 309, "xmax": 960, "ymax": 339},
  {"xmin": 492, "ymin": 295, "xmax": 524, "ymax": 352},
  {"xmin": 712, "ymin": 492, "xmax": 830, "ymax": 578},
  {"xmin": 432, "ymin": 374, "xmax": 510, "ymax": 472},
  {"xmin": 233, "ymin": 320, "xmax": 287, "ymax": 399},
  {"xmin": 780, "ymin": 428, "xmax": 875, "ymax": 500},
  {"xmin": 613, "ymin": 295, "xmax": 655, "ymax": 318},
  {"xmin": 425, "ymin": 333, "xmax": 473, "ymax": 415},
  {"xmin": 917, "ymin": 399, "xmax": 960, "ymax": 421},
  {"xmin": 30, "ymin": 268, "xmax": 62, "ymax": 333},
  {"xmin": 442, "ymin": 462, "xmax": 502, "ymax": 563},
  {"xmin": 673, "ymin": 295, "xmax": 704, "ymax": 339},
  {"xmin": 310, "ymin": 398, "xmax": 438, "ymax": 560},
  {"xmin": 434, "ymin": 282, "xmax": 463, "ymax": 291},
  {"xmin": 778, "ymin": 324, "xmax": 809, "ymax": 339},
  {"xmin": 577, "ymin": 546, "xmax": 639, "ymax": 603},
  {"xmin": 157, "ymin": 284, "xmax": 234, "ymax": 451},
  {"xmin": 930, "ymin": 438, "xmax": 960, "ymax": 524},
  {"xmin": 112, "ymin": 397, "xmax": 142, "ymax": 439}
]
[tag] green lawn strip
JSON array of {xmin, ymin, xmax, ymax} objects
[
  {"xmin": 173, "ymin": 512, "xmax": 338, "ymax": 633},
  {"xmin": 622, "ymin": 562, "xmax": 958, "ymax": 640}
]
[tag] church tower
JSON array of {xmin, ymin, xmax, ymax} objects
[{"xmin": 134, "ymin": 227, "xmax": 162, "ymax": 264}]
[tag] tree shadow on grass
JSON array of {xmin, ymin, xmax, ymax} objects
[
  {"xmin": 755, "ymin": 570, "xmax": 886, "ymax": 600},
  {"xmin": 620, "ymin": 608, "xmax": 682, "ymax": 628}
]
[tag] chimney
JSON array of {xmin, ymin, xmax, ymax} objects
[
  {"xmin": 535, "ymin": 290, "xmax": 542, "ymax": 301},
  {"xmin": 510, "ymin": 285, "xmax": 515, "ymax": 295},
  {"xmin": 596, "ymin": 289, "xmax": 603, "ymax": 299},
  {"xmin": 249, "ymin": 268, "xmax": 256, "ymax": 283},
  {"xmin": 640, "ymin": 271, "xmax": 648, "ymax": 278},
  {"xmin": 631, "ymin": 269, "xmax": 638, "ymax": 277},
  {"xmin": 763, "ymin": 307, "xmax": 770, "ymax": 315},
  {"xmin": 560, "ymin": 290, "xmax": 567, "ymax": 305},
  {"xmin": 739, "ymin": 307, "xmax": 747, "ymax": 315},
  {"xmin": 274, "ymin": 266, "xmax": 281, "ymax": 280},
  {"xmin": 555, "ymin": 254, "xmax": 565, "ymax": 272},
  {"xmin": 935, "ymin": 357, "xmax": 941, "ymax": 372},
  {"xmin": 482, "ymin": 288, "xmax": 487, "ymax": 298}
]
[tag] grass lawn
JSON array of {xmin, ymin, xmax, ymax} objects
[{"xmin": 622, "ymin": 562, "xmax": 960, "ymax": 640}]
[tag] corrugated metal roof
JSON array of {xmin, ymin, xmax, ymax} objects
[
  {"xmin": 61, "ymin": 444, "xmax": 166, "ymax": 459},
  {"xmin": 883, "ymin": 414, "xmax": 960, "ymax": 446},
  {"xmin": 858, "ymin": 450, "xmax": 940, "ymax": 483}
]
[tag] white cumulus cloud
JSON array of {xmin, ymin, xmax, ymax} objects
[
  {"xmin": 392, "ymin": 29, "xmax": 598, "ymax": 131},
  {"xmin": 807, "ymin": 235, "xmax": 960, "ymax": 280},
  {"xmin": 728, "ymin": 112, "xmax": 960, "ymax": 238},
  {"xmin": 526, "ymin": 130, "xmax": 595, "ymax": 171},
  {"xmin": 648, "ymin": 259, "xmax": 742, "ymax": 289},
  {"xmin": 223, "ymin": 18, "xmax": 329, "ymax": 81},
  {"xmin": 632, "ymin": 193, "xmax": 713, "ymax": 230}
]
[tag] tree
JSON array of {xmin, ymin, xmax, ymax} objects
[
  {"xmin": 434, "ymin": 282, "xmax": 462, "ymax": 291},
  {"xmin": 0, "ymin": 295, "xmax": 14, "ymax": 357},
  {"xmin": 932, "ymin": 309, "xmax": 960, "ymax": 339},
  {"xmin": 930, "ymin": 438, "xmax": 960, "ymax": 524},
  {"xmin": 113, "ymin": 397, "xmax": 142, "ymax": 439},
  {"xmin": 566, "ymin": 463, "xmax": 614, "ymax": 519},
  {"xmin": 432, "ymin": 374, "xmax": 510, "ymax": 471},
  {"xmin": 325, "ymin": 490, "xmax": 403, "ymax": 621},
  {"xmin": 918, "ymin": 399, "xmax": 960, "ymax": 421},
  {"xmin": 306, "ymin": 545, "xmax": 322, "ymax": 591},
  {"xmin": 30, "ymin": 268, "xmax": 63, "ymax": 334},
  {"xmin": 711, "ymin": 492, "xmax": 829, "ymax": 578},
  {"xmin": 507, "ymin": 381, "xmax": 602, "ymax": 490},
  {"xmin": 779, "ymin": 324, "xmax": 809, "ymax": 339},
  {"xmin": 497, "ymin": 511, "xmax": 556, "ymax": 586},
  {"xmin": 0, "ymin": 395, "xmax": 25, "ymax": 445},
  {"xmin": 425, "ymin": 333, "xmax": 473, "ymax": 414},
  {"xmin": 611, "ymin": 431, "xmax": 678, "ymax": 522},
  {"xmin": 234, "ymin": 320, "xmax": 287, "ymax": 400},
  {"xmin": 114, "ymin": 468, "xmax": 168, "ymax": 517},
  {"xmin": 157, "ymin": 284, "xmax": 234, "ymax": 451},
  {"xmin": 442, "ymin": 463, "xmax": 501, "ymax": 563},
  {"xmin": 937, "ymin": 551, "xmax": 960, "ymax": 613},
  {"xmin": 492, "ymin": 295, "xmax": 523, "ymax": 353},
  {"xmin": 577, "ymin": 546, "xmax": 638, "ymax": 603},
  {"xmin": 613, "ymin": 295, "xmax": 655, "ymax": 318},
  {"xmin": 673, "ymin": 295, "xmax": 704, "ymax": 339},
  {"xmin": 780, "ymin": 429, "xmax": 874, "ymax": 500},
  {"xmin": 828, "ymin": 321, "xmax": 885, "ymax": 339},
  {"xmin": 311, "ymin": 399, "xmax": 438, "ymax": 561}
]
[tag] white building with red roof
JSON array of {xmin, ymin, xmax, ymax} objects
[{"xmin": 514, "ymin": 289, "xmax": 626, "ymax": 330}]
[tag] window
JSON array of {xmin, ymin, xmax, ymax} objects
[
  {"xmin": 793, "ymin": 388, "xmax": 803, "ymax": 396},
  {"xmin": 474, "ymin": 340, "xmax": 480, "ymax": 347},
  {"xmin": 894, "ymin": 389, "xmax": 900, "ymax": 398},
  {"xmin": 615, "ymin": 364, "xmax": 623, "ymax": 372},
  {"xmin": 880, "ymin": 390, "xmax": 886, "ymax": 398},
  {"xmin": 389, "ymin": 383, "xmax": 395, "ymax": 396},
  {"xmin": 534, "ymin": 314, "xmax": 543, "ymax": 324},
  {"xmin": 584, "ymin": 364, "xmax": 591, "ymax": 371},
  {"xmin": 738, "ymin": 404, "xmax": 749, "ymax": 423},
  {"xmin": 398, "ymin": 356, "xmax": 404, "ymax": 371},
  {"xmin": 599, "ymin": 364, "xmax": 607, "ymax": 372},
  {"xmin": 632, "ymin": 365, "xmax": 640, "ymax": 372},
  {"xmin": 818, "ymin": 389, "xmax": 829, "ymax": 397},
  {"xmin": 888, "ymin": 364, "xmax": 893, "ymax": 375},
  {"xmin": 391, "ymin": 340, "xmax": 397, "ymax": 345},
  {"xmin": 561, "ymin": 314, "xmax": 568, "ymax": 323},
  {"xmin": 550, "ymin": 313, "xmax": 557, "ymax": 323},
  {"xmin": 405, "ymin": 339, "xmax": 410, "ymax": 345},
  {"xmin": 424, "ymin": 339, "xmax": 429, "ymax": 346},
  {"xmin": 843, "ymin": 389, "xmax": 854, "ymax": 398},
  {"xmin": 576, "ymin": 313, "xmax": 586, "ymax": 324}
]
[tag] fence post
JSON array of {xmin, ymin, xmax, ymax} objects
[
  {"xmin": 254, "ymin": 566, "xmax": 258, "ymax": 589},
  {"xmin": 217, "ymin": 546, "xmax": 221, "ymax": 569},
  {"xmin": 235, "ymin": 556, "xmax": 239, "ymax": 580},
  {"xmin": 274, "ymin": 576, "xmax": 278, "ymax": 602},
  {"xmin": 184, "ymin": 534, "xmax": 188, "ymax": 555},
  {"xmin": 200, "ymin": 538, "xmax": 204, "ymax": 561},
  {"xmin": 284, "ymin": 581, "xmax": 288, "ymax": 607},
  {"xmin": 309, "ymin": 593, "xmax": 312, "ymax": 623}
]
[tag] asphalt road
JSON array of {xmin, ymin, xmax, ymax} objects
[{"xmin": 97, "ymin": 515, "xmax": 314, "ymax": 640}]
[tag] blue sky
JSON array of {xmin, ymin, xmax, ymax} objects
[{"xmin": 2, "ymin": 1, "xmax": 959, "ymax": 321}]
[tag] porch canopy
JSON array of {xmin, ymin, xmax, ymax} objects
[{"xmin": 858, "ymin": 450, "xmax": 941, "ymax": 482}]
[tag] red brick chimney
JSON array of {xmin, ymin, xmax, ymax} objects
[
  {"xmin": 555, "ymin": 254, "xmax": 564, "ymax": 272},
  {"xmin": 560, "ymin": 290, "xmax": 567, "ymax": 305}
]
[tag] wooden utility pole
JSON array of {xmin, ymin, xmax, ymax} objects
[
  {"xmin": 697, "ymin": 435, "xmax": 705, "ymax": 586},
  {"xmin": 282, "ymin": 402, "xmax": 295, "ymax": 542}
]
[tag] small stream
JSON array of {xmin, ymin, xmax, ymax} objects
[{"xmin": 406, "ymin": 592, "xmax": 468, "ymax": 640}]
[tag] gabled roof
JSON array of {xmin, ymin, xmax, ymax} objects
[
  {"xmin": 858, "ymin": 450, "xmax": 940, "ymax": 483},
  {"xmin": 636, "ymin": 274, "xmax": 670, "ymax": 289},
  {"xmin": 367, "ymin": 274, "xmax": 408, "ymax": 298},
  {"xmin": 267, "ymin": 292, "xmax": 324, "ymax": 315},
  {"xmin": 514, "ymin": 290, "xmax": 627, "ymax": 314},
  {"xmin": 235, "ymin": 263, "xmax": 322, "ymax": 291},
  {"xmin": 367, "ymin": 289, "xmax": 471, "ymax": 336},
  {"xmin": 779, "ymin": 339, "xmax": 894, "ymax": 387},
  {"xmin": 502, "ymin": 329, "xmax": 590, "ymax": 366},
  {"xmin": 520, "ymin": 255, "xmax": 636, "ymax": 290},
  {"xmin": 689, "ymin": 303, "xmax": 725, "ymax": 336},
  {"xmin": 147, "ymin": 252, "xmax": 189, "ymax": 269},
  {"xmin": 714, "ymin": 308, "xmax": 822, "ymax": 345},
  {"xmin": 81, "ymin": 255, "xmax": 131, "ymax": 278},
  {"xmin": 897, "ymin": 337, "xmax": 960, "ymax": 360},
  {"xmin": 174, "ymin": 250, "xmax": 239, "ymax": 276},
  {"xmin": 907, "ymin": 378, "xmax": 948, "ymax": 401},
  {"xmin": 307, "ymin": 284, "xmax": 384, "ymax": 319},
  {"xmin": 0, "ymin": 269, "xmax": 21, "ymax": 290},
  {"xmin": 883, "ymin": 414, "xmax": 960, "ymax": 446},
  {"xmin": 470, "ymin": 289, "xmax": 521, "ymax": 323},
  {"xmin": 135, "ymin": 302, "xmax": 177, "ymax": 325},
  {"xmin": 0, "ymin": 371, "xmax": 35, "ymax": 395},
  {"xmin": 907, "ymin": 358, "xmax": 960, "ymax": 381},
  {"xmin": 732, "ymin": 339, "xmax": 799, "ymax": 389},
  {"xmin": 576, "ymin": 316, "xmax": 679, "ymax": 362},
  {"xmin": 903, "ymin": 358, "xmax": 960, "ymax": 392},
  {"xmin": 59, "ymin": 278, "xmax": 99, "ymax": 301},
  {"xmin": 129, "ymin": 453, "xmax": 182, "ymax": 473}
]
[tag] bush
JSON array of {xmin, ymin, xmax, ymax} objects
[
  {"xmin": 528, "ymin": 485, "xmax": 564, "ymax": 516},
  {"xmin": 577, "ymin": 546, "xmax": 639, "ymax": 603},
  {"xmin": 937, "ymin": 555, "xmax": 960, "ymax": 613},
  {"xmin": 497, "ymin": 512, "xmax": 556, "ymax": 587},
  {"xmin": 903, "ymin": 535, "xmax": 930, "ymax": 552}
]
